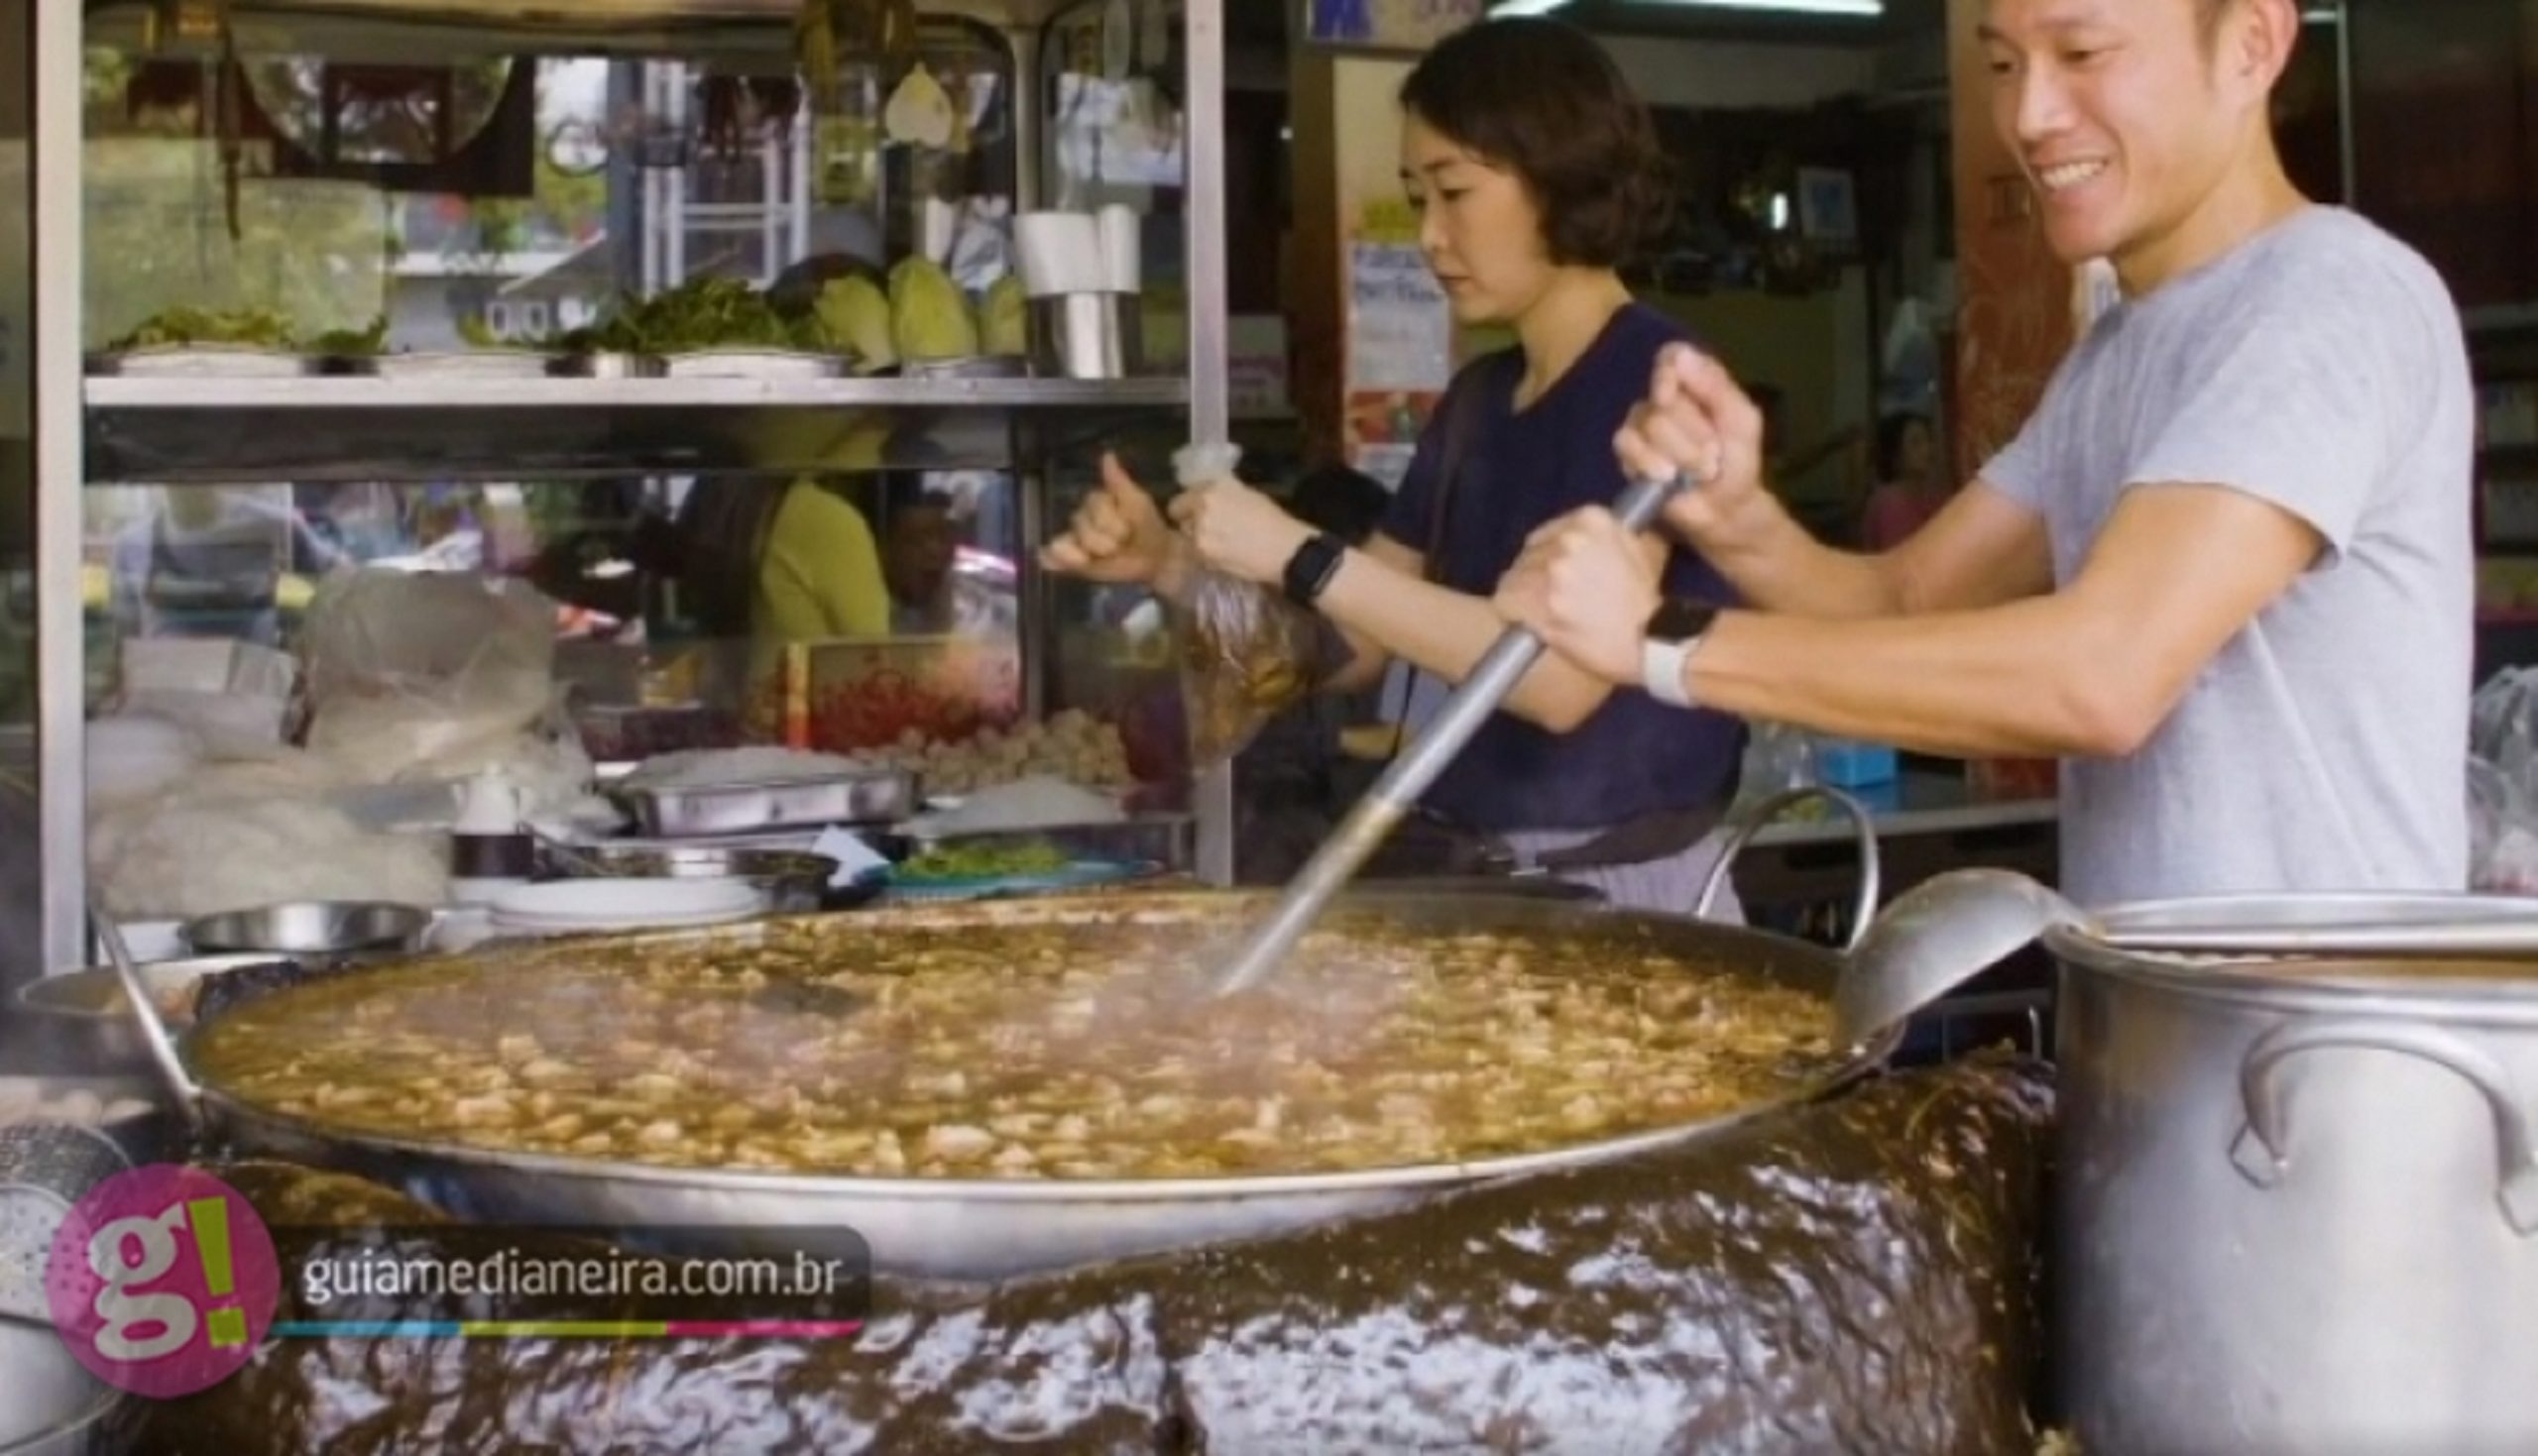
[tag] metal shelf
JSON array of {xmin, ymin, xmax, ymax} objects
[
  {"xmin": 2466, "ymin": 303, "xmax": 2538, "ymax": 338},
  {"xmin": 2482, "ymin": 442, "xmax": 2538, "ymax": 471},
  {"xmin": 84, "ymin": 375, "xmax": 1193, "ymax": 483}
]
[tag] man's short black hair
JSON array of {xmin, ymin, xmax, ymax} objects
[
  {"xmin": 1399, "ymin": 18, "xmax": 1674, "ymax": 270},
  {"xmin": 874, "ymin": 472, "xmax": 956, "ymax": 525}
]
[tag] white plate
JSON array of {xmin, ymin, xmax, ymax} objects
[
  {"xmin": 493, "ymin": 900, "xmax": 763, "ymax": 930},
  {"xmin": 491, "ymin": 910, "xmax": 762, "ymax": 939},
  {"xmin": 0, "ymin": 1076, "xmax": 162, "ymax": 1130},
  {"xmin": 490, "ymin": 877, "xmax": 762, "ymax": 931},
  {"xmin": 95, "ymin": 346, "xmax": 311, "ymax": 378}
]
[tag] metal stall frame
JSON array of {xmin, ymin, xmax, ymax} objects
[
  {"xmin": 29, "ymin": 0, "xmax": 1233, "ymax": 971},
  {"xmin": 34, "ymin": 0, "xmax": 84, "ymax": 974}
]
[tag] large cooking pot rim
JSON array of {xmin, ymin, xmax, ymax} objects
[
  {"xmin": 198, "ymin": 1070, "xmax": 1869, "ymax": 1204},
  {"xmin": 2045, "ymin": 891, "xmax": 2538, "ymax": 1020},
  {"xmin": 176, "ymin": 889, "xmax": 1897, "ymax": 1199}
]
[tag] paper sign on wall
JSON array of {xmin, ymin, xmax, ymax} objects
[
  {"xmin": 1346, "ymin": 242, "xmax": 1449, "ymax": 393},
  {"xmin": 1342, "ymin": 237, "xmax": 1450, "ymax": 490},
  {"xmin": 1228, "ymin": 315, "xmax": 1291, "ymax": 421}
]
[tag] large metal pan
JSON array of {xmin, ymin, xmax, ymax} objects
[{"xmin": 123, "ymin": 797, "xmax": 1889, "ymax": 1281}]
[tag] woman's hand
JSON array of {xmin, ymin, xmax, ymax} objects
[
  {"xmin": 1041, "ymin": 453, "xmax": 1180, "ymax": 587},
  {"xmin": 1494, "ymin": 506, "xmax": 1666, "ymax": 687},
  {"xmin": 1167, "ymin": 477, "xmax": 1315, "ymax": 589}
]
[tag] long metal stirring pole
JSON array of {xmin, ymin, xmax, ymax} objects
[{"xmin": 1211, "ymin": 473, "xmax": 1692, "ymax": 995}]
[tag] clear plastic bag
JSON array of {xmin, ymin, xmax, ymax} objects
[
  {"xmin": 299, "ymin": 569, "xmax": 562, "ymax": 784},
  {"xmin": 1167, "ymin": 443, "xmax": 1319, "ymax": 765},
  {"xmin": 2470, "ymin": 668, "xmax": 2538, "ymax": 893},
  {"xmin": 1731, "ymin": 723, "xmax": 1820, "ymax": 814}
]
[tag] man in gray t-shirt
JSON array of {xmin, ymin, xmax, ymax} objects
[
  {"xmin": 1976, "ymin": 208, "xmax": 2470, "ymax": 903},
  {"xmin": 1491, "ymin": 0, "xmax": 2475, "ymax": 907}
]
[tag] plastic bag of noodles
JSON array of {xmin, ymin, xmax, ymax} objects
[{"xmin": 1167, "ymin": 443, "xmax": 1323, "ymax": 765}]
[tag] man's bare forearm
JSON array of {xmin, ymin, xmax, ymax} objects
[{"xmin": 1694, "ymin": 493, "xmax": 1904, "ymax": 619}]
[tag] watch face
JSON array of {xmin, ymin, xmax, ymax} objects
[{"xmin": 1646, "ymin": 598, "xmax": 1716, "ymax": 641}]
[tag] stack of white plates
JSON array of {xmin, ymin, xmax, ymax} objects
[{"xmin": 489, "ymin": 879, "xmax": 764, "ymax": 939}]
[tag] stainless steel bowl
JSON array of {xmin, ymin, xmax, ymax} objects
[
  {"xmin": 561, "ymin": 847, "xmax": 875, "ymax": 915},
  {"xmin": 179, "ymin": 902, "xmax": 431, "ymax": 958},
  {"xmin": 15, "ymin": 955, "xmax": 288, "ymax": 1072}
]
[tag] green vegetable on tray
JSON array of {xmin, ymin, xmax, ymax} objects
[
  {"xmin": 888, "ymin": 256, "xmax": 979, "ymax": 362},
  {"xmin": 568, "ymin": 277, "xmax": 823, "ymax": 356},
  {"xmin": 815, "ymin": 275, "xmax": 895, "ymax": 373},
  {"xmin": 979, "ymin": 274, "xmax": 1028, "ymax": 358},
  {"xmin": 110, "ymin": 305, "xmax": 298, "ymax": 352},
  {"xmin": 898, "ymin": 839, "xmax": 1076, "ymax": 881},
  {"xmin": 110, "ymin": 308, "xmax": 390, "ymax": 357},
  {"xmin": 541, "ymin": 267, "xmax": 1001, "ymax": 370},
  {"xmin": 306, "ymin": 316, "xmax": 391, "ymax": 357}
]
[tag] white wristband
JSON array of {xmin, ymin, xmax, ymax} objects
[{"xmin": 1641, "ymin": 636, "xmax": 1699, "ymax": 709}]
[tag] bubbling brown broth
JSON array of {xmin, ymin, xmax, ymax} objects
[{"xmin": 193, "ymin": 906, "xmax": 1839, "ymax": 1179}]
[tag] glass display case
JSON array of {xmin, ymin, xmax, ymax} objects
[{"xmin": 28, "ymin": 0, "xmax": 1230, "ymax": 971}]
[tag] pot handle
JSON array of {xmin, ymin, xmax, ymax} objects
[
  {"xmin": 2231, "ymin": 1018, "xmax": 2538, "ymax": 1238},
  {"xmin": 1692, "ymin": 786, "xmax": 1883, "ymax": 952}
]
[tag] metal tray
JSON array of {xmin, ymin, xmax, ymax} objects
[
  {"xmin": 613, "ymin": 768, "xmax": 920, "ymax": 838},
  {"xmin": 902, "ymin": 354, "xmax": 1030, "ymax": 381},
  {"xmin": 551, "ymin": 352, "xmax": 664, "ymax": 379},
  {"xmin": 85, "ymin": 347, "xmax": 314, "ymax": 379},
  {"xmin": 904, "ymin": 813, "xmax": 1195, "ymax": 872},
  {"xmin": 372, "ymin": 350, "xmax": 562, "ymax": 381},
  {"xmin": 659, "ymin": 348, "xmax": 846, "ymax": 380}
]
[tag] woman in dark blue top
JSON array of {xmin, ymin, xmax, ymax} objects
[{"xmin": 1044, "ymin": 17, "xmax": 1748, "ymax": 916}]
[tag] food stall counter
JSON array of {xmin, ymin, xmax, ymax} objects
[{"xmin": 1750, "ymin": 763, "xmax": 2058, "ymax": 848}]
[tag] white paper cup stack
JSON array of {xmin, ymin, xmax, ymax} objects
[
  {"xmin": 1016, "ymin": 211, "xmax": 1104, "ymax": 298},
  {"xmin": 1097, "ymin": 204, "xmax": 1142, "ymax": 293}
]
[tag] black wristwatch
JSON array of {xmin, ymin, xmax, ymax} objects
[
  {"xmin": 1282, "ymin": 532, "xmax": 1349, "ymax": 608},
  {"xmin": 1646, "ymin": 597, "xmax": 1718, "ymax": 642}
]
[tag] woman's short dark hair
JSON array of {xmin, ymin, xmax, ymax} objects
[{"xmin": 1399, "ymin": 18, "xmax": 1674, "ymax": 269}]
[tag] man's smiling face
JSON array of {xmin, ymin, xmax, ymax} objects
[{"xmin": 1981, "ymin": 0, "xmax": 2265, "ymax": 274}]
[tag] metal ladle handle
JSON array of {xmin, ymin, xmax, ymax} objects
[
  {"xmin": 88, "ymin": 894, "xmax": 205, "ymax": 1132},
  {"xmin": 1211, "ymin": 472, "xmax": 1694, "ymax": 996},
  {"xmin": 1693, "ymin": 785, "xmax": 1882, "ymax": 952}
]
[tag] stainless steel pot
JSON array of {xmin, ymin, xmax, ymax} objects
[
  {"xmin": 2047, "ymin": 893, "xmax": 2538, "ymax": 1455},
  {"xmin": 0, "ymin": 1325, "xmax": 126, "ymax": 1456}
]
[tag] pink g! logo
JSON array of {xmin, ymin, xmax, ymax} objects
[{"xmin": 44, "ymin": 1166, "xmax": 279, "ymax": 1398}]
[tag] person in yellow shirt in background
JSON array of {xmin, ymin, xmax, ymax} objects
[{"xmin": 752, "ymin": 476, "xmax": 892, "ymax": 642}]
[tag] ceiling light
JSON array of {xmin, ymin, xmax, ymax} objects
[
  {"xmin": 1621, "ymin": 0, "xmax": 1884, "ymax": 15},
  {"xmin": 1489, "ymin": 0, "xmax": 1885, "ymax": 22}
]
